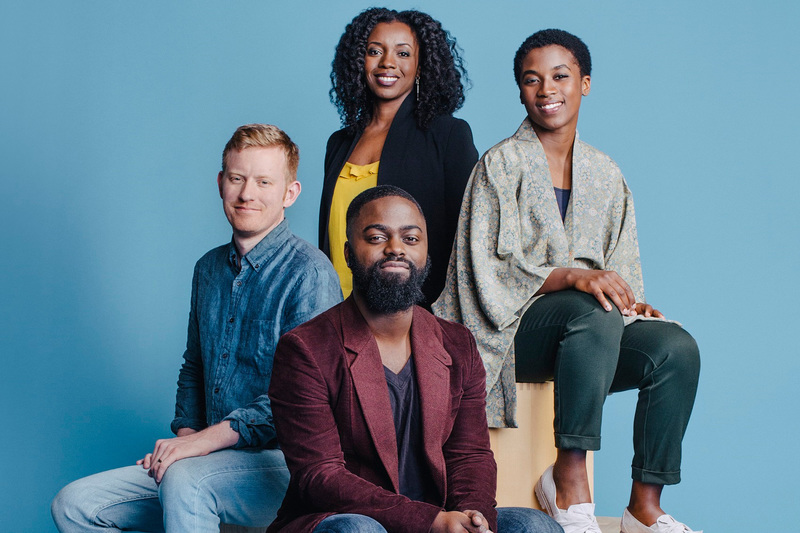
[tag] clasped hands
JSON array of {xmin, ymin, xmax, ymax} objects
[
  {"xmin": 136, "ymin": 422, "xmax": 239, "ymax": 483},
  {"xmin": 432, "ymin": 510, "xmax": 492, "ymax": 533}
]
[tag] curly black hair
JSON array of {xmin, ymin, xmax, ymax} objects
[
  {"xmin": 330, "ymin": 7, "xmax": 468, "ymax": 131},
  {"xmin": 513, "ymin": 29, "xmax": 592, "ymax": 84}
]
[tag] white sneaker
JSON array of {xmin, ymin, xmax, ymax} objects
[
  {"xmin": 535, "ymin": 464, "xmax": 602, "ymax": 533},
  {"xmin": 620, "ymin": 508, "xmax": 702, "ymax": 533}
]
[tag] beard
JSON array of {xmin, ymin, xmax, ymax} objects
[{"xmin": 350, "ymin": 254, "xmax": 431, "ymax": 314}]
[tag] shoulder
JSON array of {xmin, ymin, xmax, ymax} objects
[
  {"xmin": 477, "ymin": 130, "xmax": 534, "ymax": 177},
  {"xmin": 193, "ymin": 243, "xmax": 230, "ymax": 273},
  {"xmin": 418, "ymin": 307, "xmax": 478, "ymax": 355},
  {"xmin": 575, "ymin": 139, "xmax": 624, "ymax": 177},
  {"xmin": 279, "ymin": 302, "xmax": 344, "ymax": 354},
  {"xmin": 281, "ymin": 233, "xmax": 339, "ymax": 287},
  {"xmin": 326, "ymin": 127, "xmax": 355, "ymax": 151},
  {"xmin": 286, "ymin": 300, "xmax": 342, "ymax": 336},
  {"xmin": 425, "ymin": 114, "xmax": 474, "ymax": 143}
]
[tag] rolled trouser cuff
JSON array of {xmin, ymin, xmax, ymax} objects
[
  {"xmin": 555, "ymin": 433, "xmax": 600, "ymax": 451},
  {"xmin": 632, "ymin": 466, "xmax": 681, "ymax": 485}
]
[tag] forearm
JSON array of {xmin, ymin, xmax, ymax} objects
[
  {"xmin": 171, "ymin": 354, "xmax": 206, "ymax": 433},
  {"xmin": 196, "ymin": 420, "xmax": 239, "ymax": 451},
  {"xmin": 535, "ymin": 267, "xmax": 577, "ymax": 295}
]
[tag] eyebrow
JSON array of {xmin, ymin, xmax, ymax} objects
[
  {"xmin": 521, "ymin": 64, "xmax": 572, "ymax": 77},
  {"xmin": 362, "ymin": 223, "xmax": 423, "ymax": 232},
  {"xmin": 367, "ymin": 40, "xmax": 414, "ymax": 47}
]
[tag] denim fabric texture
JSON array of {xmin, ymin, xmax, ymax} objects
[
  {"xmin": 51, "ymin": 449, "xmax": 290, "ymax": 532},
  {"xmin": 171, "ymin": 219, "xmax": 343, "ymax": 448},
  {"xmin": 312, "ymin": 508, "xmax": 562, "ymax": 533}
]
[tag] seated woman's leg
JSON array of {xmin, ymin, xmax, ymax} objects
[
  {"xmin": 611, "ymin": 321, "xmax": 700, "ymax": 486},
  {"xmin": 313, "ymin": 514, "xmax": 387, "ymax": 533},
  {"xmin": 611, "ymin": 320, "xmax": 700, "ymax": 527},
  {"xmin": 515, "ymin": 290, "xmax": 625, "ymax": 451}
]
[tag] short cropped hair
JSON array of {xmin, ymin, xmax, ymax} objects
[
  {"xmin": 221, "ymin": 124, "xmax": 299, "ymax": 182},
  {"xmin": 514, "ymin": 29, "xmax": 592, "ymax": 84},
  {"xmin": 345, "ymin": 185, "xmax": 425, "ymax": 240}
]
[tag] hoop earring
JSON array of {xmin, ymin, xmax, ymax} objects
[{"xmin": 415, "ymin": 76, "xmax": 420, "ymax": 101}]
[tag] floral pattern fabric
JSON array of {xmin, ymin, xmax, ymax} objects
[{"xmin": 433, "ymin": 118, "xmax": 645, "ymax": 428}]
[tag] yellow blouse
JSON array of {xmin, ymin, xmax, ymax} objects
[{"xmin": 328, "ymin": 161, "xmax": 379, "ymax": 297}]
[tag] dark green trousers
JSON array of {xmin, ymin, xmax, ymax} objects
[{"xmin": 514, "ymin": 291, "xmax": 700, "ymax": 485}]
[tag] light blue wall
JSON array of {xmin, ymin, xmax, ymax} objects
[{"xmin": 2, "ymin": 1, "xmax": 797, "ymax": 530}]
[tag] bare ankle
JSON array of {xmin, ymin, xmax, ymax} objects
[{"xmin": 552, "ymin": 453, "xmax": 591, "ymax": 509}]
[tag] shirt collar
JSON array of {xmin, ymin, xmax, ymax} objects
[{"xmin": 227, "ymin": 218, "xmax": 291, "ymax": 271}]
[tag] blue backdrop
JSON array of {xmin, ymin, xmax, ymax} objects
[{"xmin": 2, "ymin": 1, "xmax": 797, "ymax": 531}]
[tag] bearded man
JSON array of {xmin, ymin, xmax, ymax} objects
[{"xmin": 266, "ymin": 186, "xmax": 561, "ymax": 533}]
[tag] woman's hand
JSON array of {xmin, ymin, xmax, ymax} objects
[
  {"xmin": 538, "ymin": 268, "xmax": 636, "ymax": 315},
  {"xmin": 630, "ymin": 302, "xmax": 665, "ymax": 319}
]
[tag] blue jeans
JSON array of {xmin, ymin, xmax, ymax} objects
[
  {"xmin": 313, "ymin": 507, "xmax": 562, "ymax": 532},
  {"xmin": 51, "ymin": 448, "xmax": 289, "ymax": 532}
]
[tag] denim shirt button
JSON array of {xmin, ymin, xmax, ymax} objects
[
  {"xmin": 236, "ymin": 281, "xmax": 242, "ymax": 287},
  {"xmin": 214, "ymin": 388, "xmax": 220, "ymax": 393},
  {"xmin": 250, "ymin": 419, "xmax": 256, "ymax": 423},
  {"xmin": 228, "ymin": 317, "xmax": 234, "ymax": 323},
  {"xmin": 221, "ymin": 353, "xmax": 228, "ymax": 359}
]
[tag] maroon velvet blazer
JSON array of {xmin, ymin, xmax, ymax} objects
[{"xmin": 267, "ymin": 298, "xmax": 497, "ymax": 533}]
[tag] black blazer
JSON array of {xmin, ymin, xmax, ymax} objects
[{"xmin": 319, "ymin": 94, "xmax": 478, "ymax": 306}]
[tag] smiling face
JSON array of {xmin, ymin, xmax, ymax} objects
[
  {"xmin": 518, "ymin": 44, "xmax": 591, "ymax": 137},
  {"xmin": 345, "ymin": 195, "xmax": 429, "ymax": 313},
  {"xmin": 217, "ymin": 146, "xmax": 301, "ymax": 254},
  {"xmin": 364, "ymin": 21, "xmax": 419, "ymax": 104}
]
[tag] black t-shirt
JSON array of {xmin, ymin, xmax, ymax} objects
[{"xmin": 384, "ymin": 357, "xmax": 437, "ymax": 503}]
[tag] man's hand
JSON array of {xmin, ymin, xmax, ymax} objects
[
  {"xmin": 431, "ymin": 510, "xmax": 493, "ymax": 533},
  {"xmin": 135, "ymin": 422, "xmax": 238, "ymax": 483}
]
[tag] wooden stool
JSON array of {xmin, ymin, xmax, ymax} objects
[{"xmin": 489, "ymin": 382, "xmax": 593, "ymax": 509}]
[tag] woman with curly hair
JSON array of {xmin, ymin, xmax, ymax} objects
[{"xmin": 319, "ymin": 7, "xmax": 478, "ymax": 306}]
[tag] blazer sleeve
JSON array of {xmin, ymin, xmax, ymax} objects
[
  {"xmin": 442, "ymin": 329, "xmax": 498, "ymax": 531},
  {"xmin": 442, "ymin": 119, "xmax": 479, "ymax": 242},
  {"xmin": 270, "ymin": 329, "xmax": 443, "ymax": 532}
]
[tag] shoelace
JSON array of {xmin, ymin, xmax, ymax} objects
[
  {"xmin": 555, "ymin": 503, "xmax": 603, "ymax": 533},
  {"xmin": 654, "ymin": 515, "xmax": 702, "ymax": 533}
]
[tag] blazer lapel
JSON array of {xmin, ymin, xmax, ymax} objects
[
  {"xmin": 341, "ymin": 299, "xmax": 401, "ymax": 493},
  {"xmin": 410, "ymin": 307, "xmax": 452, "ymax": 500}
]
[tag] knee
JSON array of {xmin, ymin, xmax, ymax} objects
[
  {"xmin": 659, "ymin": 326, "xmax": 701, "ymax": 385},
  {"xmin": 51, "ymin": 480, "xmax": 90, "ymax": 528},
  {"xmin": 316, "ymin": 514, "xmax": 387, "ymax": 533},
  {"xmin": 566, "ymin": 291, "xmax": 625, "ymax": 339},
  {"xmin": 158, "ymin": 458, "xmax": 201, "ymax": 500},
  {"xmin": 497, "ymin": 507, "xmax": 563, "ymax": 533}
]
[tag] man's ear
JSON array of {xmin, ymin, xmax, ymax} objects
[
  {"xmin": 217, "ymin": 172, "xmax": 224, "ymax": 198},
  {"xmin": 282, "ymin": 179, "xmax": 301, "ymax": 208},
  {"xmin": 344, "ymin": 241, "xmax": 351, "ymax": 268}
]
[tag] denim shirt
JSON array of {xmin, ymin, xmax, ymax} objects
[{"xmin": 171, "ymin": 219, "xmax": 342, "ymax": 448}]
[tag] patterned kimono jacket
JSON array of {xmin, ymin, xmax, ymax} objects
[{"xmin": 433, "ymin": 118, "xmax": 645, "ymax": 428}]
